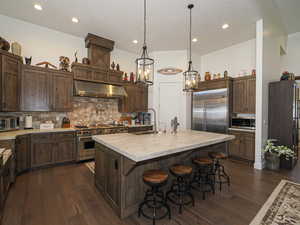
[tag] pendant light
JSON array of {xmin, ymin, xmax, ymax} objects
[
  {"xmin": 136, "ymin": 0, "xmax": 154, "ymax": 85},
  {"xmin": 183, "ymin": 4, "xmax": 200, "ymax": 92}
]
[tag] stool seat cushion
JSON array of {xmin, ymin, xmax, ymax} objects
[
  {"xmin": 170, "ymin": 165, "xmax": 193, "ymax": 176},
  {"xmin": 143, "ymin": 169, "xmax": 168, "ymax": 184},
  {"xmin": 193, "ymin": 157, "xmax": 213, "ymax": 165},
  {"xmin": 209, "ymin": 152, "xmax": 227, "ymax": 159}
]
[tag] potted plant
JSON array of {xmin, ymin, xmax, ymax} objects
[
  {"xmin": 264, "ymin": 139, "xmax": 296, "ymax": 170},
  {"xmin": 264, "ymin": 139, "xmax": 280, "ymax": 170},
  {"xmin": 277, "ymin": 145, "xmax": 296, "ymax": 170}
]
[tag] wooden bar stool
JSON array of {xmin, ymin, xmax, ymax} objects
[
  {"xmin": 191, "ymin": 157, "xmax": 215, "ymax": 200},
  {"xmin": 166, "ymin": 165, "xmax": 195, "ymax": 214},
  {"xmin": 138, "ymin": 169, "xmax": 171, "ymax": 225},
  {"xmin": 209, "ymin": 152, "xmax": 230, "ymax": 191}
]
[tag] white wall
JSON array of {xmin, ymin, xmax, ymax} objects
[
  {"xmin": 255, "ymin": 18, "xmax": 287, "ymax": 170},
  {"xmin": 149, "ymin": 50, "xmax": 191, "ymax": 130},
  {"xmin": 200, "ymin": 39, "xmax": 256, "ymax": 78},
  {"xmin": 0, "ymin": 14, "xmax": 137, "ymax": 73},
  {"xmin": 281, "ymin": 32, "xmax": 300, "ymax": 75}
]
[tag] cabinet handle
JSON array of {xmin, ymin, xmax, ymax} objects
[{"xmin": 114, "ymin": 160, "xmax": 118, "ymax": 170}]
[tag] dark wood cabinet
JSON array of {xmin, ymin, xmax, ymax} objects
[
  {"xmin": 72, "ymin": 63, "xmax": 123, "ymax": 85},
  {"xmin": 15, "ymin": 135, "xmax": 31, "ymax": 174},
  {"xmin": 30, "ymin": 132, "xmax": 76, "ymax": 169},
  {"xmin": 120, "ymin": 84, "xmax": 148, "ymax": 113},
  {"xmin": 21, "ymin": 65, "xmax": 73, "ymax": 112},
  {"xmin": 0, "ymin": 50, "xmax": 22, "ymax": 112},
  {"xmin": 228, "ymin": 130, "xmax": 255, "ymax": 161},
  {"xmin": 51, "ymin": 72, "xmax": 73, "ymax": 111},
  {"xmin": 232, "ymin": 76, "xmax": 256, "ymax": 114}
]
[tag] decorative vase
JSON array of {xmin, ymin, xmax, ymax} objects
[
  {"xmin": 265, "ymin": 152, "xmax": 280, "ymax": 171},
  {"xmin": 111, "ymin": 61, "xmax": 115, "ymax": 70},
  {"xmin": 82, "ymin": 57, "xmax": 90, "ymax": 65},
  {"xmin": 11, "ymin": 42, "xmax": 22, "ymax": 56},
  {"xmin": 116, "ymin": 64, "xmax": 120, "ymax": 71},
  {"xmin": 205, "ymin": 72, "xmax": 211, "ymax": 81},
  {"xmin": 25, "ymin": 56, "xmax": 32, "ymax": 65}
]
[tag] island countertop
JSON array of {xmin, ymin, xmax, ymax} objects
[{"xmin": 92, "ymin": 130, "xmax": 235, "ymax": 162}]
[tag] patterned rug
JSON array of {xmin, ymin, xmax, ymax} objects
[
  {"xmin": 85, "ymin": 161, "xmax": 95, "ymax": 174},
  {"xmin": 250, "ymin": 180, "xmax": 300, "ymax": 225}
]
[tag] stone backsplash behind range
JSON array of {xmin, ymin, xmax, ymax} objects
[{"xmin": 0, "ymin": 97, "xmax": 122, "ymax": 128}]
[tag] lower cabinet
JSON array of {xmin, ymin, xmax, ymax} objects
[
  {"xmin": 95, "ymin": 144, "xmax": 121, "ymax": 210},
  {"xmin": 228, "ymin": 130, "xmax": 255, "ymax": 162},
  {"xmin": 16, "ymin": 132, "xmax": 76, "ymax": 172}
]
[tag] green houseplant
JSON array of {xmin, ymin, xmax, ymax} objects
[{"xmin": 263, "ymin": 140, "xmax": 295, "ymax": 170}]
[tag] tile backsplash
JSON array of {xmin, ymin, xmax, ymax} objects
[{"xmin": 0, "ymin": 97, "xmax": 122, "ymax": 128}]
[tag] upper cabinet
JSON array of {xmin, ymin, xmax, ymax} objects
[
  {"xmin": 119, "ymin": 84, "xmax": 148, "ymax": 113},
  {"xmin": 0, "ymin": 50, "xmax": 22, "ymax": 112},
  {"xmin": 232, "ymin": 76, "xmax": 256, "ymax": 114},
  {"xmin": 21, "ymin": 65, "xmax": 73, "ymax": 112},
  {"xmin": 72, "ymin": 63, "xmax": 123, "ymax": 85}
]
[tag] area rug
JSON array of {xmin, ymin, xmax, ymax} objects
[
  {"xmin": 85, "ymin": 161, "xmax": 95, "ymax": 174},
  {"xmin": 250, "ymin": 179, "xmax": 300, "ymax": 225}
]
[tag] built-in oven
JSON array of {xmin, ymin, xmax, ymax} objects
[
  {"xmin": 77, "ymin": 136, "xmax": 96, "ymax": 161},
  {"xmin": 231, "ymin": 117, "xmax": 255, "ymax": 130}
]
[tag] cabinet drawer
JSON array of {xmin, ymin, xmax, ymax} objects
[
  {"xmin": 31, "ymin": 133, "xmax": 55, "ymax": 143},
  {"xmin": 55, "ymin": 132, "xmax": 75, "ymax": 141}
]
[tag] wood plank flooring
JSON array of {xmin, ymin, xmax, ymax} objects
[{"xmin": 2, "ymin": 160, "xmax": 299, "ymax": 225}]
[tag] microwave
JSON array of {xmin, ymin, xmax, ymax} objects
[
  {"xmin": 231, "ymin": 117, "xmax": 255, "ymax": 130},
  {"xmin": 0, "ymin": 116, "xmax": 20, "ymax": 132}
]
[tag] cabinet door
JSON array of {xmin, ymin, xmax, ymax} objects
[
  {"xmin": 136, "ymin": 85, "xmax": 148, "ymax": 111},
  {"xmin": 52, "ymin": 72, "xmax": 73, "ymax": 111},
  {"xmin": 16, "ymin": 135, "xmax": 31, "ymax": 174},
  {"xmin": 243, "ymin": 133, "xmax": 255, "ymax": 161},
  {"xmin": 246, "ymin": 78, "xmax": 256, "ymax": 114},
  {"xmin": 95, "ymin": 146, "xmax": 107, "ymax": 191},
  {"xmin": 73, "ymin": 68, "xmax": 93, "ymax": 80},
  {"xmin": 31, "ymin": 134, "xmax": 55, "ymax": 168},
  {"xmin": 228, "ymin": 132, "xmax": 241, "ymax": 157},
  {"xmin": 55, "ymin": 140, "xmax": 76, "ymax": 163},
  {"xmin": 105, "ymin": 151, "xmax": 121, "ymax": 207},
  {"xmin": 1, "ymin": 55, "xmax": 20, "ymax": 111},
  {"xmin": 233, "ymin": 80, "xmax": 247, "ymax": 113},
  {"xmin": 21, "ymin": 67, "xmax": 50, "ymax": 111}
]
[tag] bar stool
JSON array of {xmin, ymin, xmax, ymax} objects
[
  {"xmin": 138, "ymin": 169, "xmax": 171, "ymax": 225},
  {"xmin": 191, "ymin": 157, "xmax": 215, "ymax": 200},
  {"xmin": 166, "ymin": 165, "xmax": 194, "ymax": 214},
  {"xmin": 209, "ymin": 152, "xmax": 230, "ymax": 191}
]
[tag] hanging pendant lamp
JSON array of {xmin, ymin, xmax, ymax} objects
[
  {"xmin": 135, "ymin": 0, "xmax": 154, "ymax": 85},
  {"xmin": 183, "ymin": 4, "xmax": 200, "ymax": 92}
]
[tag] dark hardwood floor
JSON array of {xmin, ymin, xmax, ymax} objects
[{"xmin": 2, "ymin": 160, "xmax": 299, "ymax": 225}]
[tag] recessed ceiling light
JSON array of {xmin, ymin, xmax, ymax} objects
[
  {"xmin": 132, "ymin": 40, "xmax": 138, "ymax": 44},
  {"xmin": 192, "ymin": 38, "xmax": 198, "ymax": 42},
  {"xmin": 222, "ymin": 24, "xmax": 229, "ymax": 29},
  {"xmin": 34, "ymin": 4, "xmax": 42, "ymax": 11},
  {"xmin": 72, "ymin": 17, "xmax": 79, "ymax": 23}
]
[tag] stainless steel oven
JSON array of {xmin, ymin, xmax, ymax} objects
[
  {"xmin": 231, "ymin": 117, "xmax": 255, "ymax": 130},
  {"xmin": 77, "ymin": 136, "xmax": 96, "ymax": 161}
]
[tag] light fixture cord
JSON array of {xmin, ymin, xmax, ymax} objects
[
  {"xmin": 189, "ymin": 6, "xmax": 192, "ymax": 63},
  {"xmin": 144, "ymin": 0, "xmax": 147, "ymax": 47}
]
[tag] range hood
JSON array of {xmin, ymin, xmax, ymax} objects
[{"xmin": 74, "ymin": 80, "xmax": 127, "ymax": 98}]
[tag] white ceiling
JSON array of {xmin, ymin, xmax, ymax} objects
[{"xmin": 0, "ymin": 0, "xmax": 299, "ymax": 55}]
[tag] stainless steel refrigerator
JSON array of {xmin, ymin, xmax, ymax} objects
[{"xmin": 192, "ymin": 88, "xmax": 229, "ymax": 134}]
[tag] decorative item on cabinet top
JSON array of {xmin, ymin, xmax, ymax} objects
[
  {"xmin": 11, "ymin": 42, "xmax": 22, "ymax": 56},
  {"xmin": 36, "ymin": 61, "xmax": 57, "ymax": 69},
  {"xmin": 24, "ymin": 56, "xmax": 32, "ymax": 65},
  {"xmin": 157, "ymin": 67, "xmax": 183, "ymax": 75},
  {"xmin": 59, "ymin": 56, "xmax": 70, "ymax": 72},
  {"xmin": 0, "ymin": 37, "xmax": 10, "ymax": 51}
]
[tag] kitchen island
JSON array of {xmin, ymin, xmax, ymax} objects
[{"xmin": 92, "ymin": 130, "xmax": 234, "ymax": 218}]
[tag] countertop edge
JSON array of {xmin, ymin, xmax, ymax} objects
[{"xmin": 92, "ymin": 134, "xmax": 235, "ymax": 162}]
